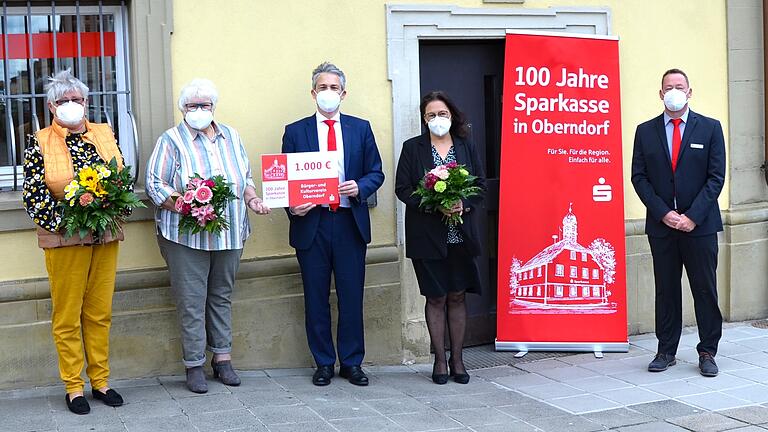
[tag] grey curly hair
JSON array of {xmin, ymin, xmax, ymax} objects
[{"xmin": 45, "ymin": 69, "xmax": 89, "ymax": 104}]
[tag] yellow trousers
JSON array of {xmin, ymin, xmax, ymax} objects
[{"xmin": 44, "ymin": 241, "xmax": 118, "ymax": 393}]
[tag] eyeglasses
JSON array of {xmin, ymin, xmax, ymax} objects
[
  {"xmin": 54, "ymin": 98, "xmax": 85, "ymax": 106},
  {"xmin": 184, "ymin": 103, "xmax": 213, "ymax": 111},
  {"xmin": 424, "ymin": 110, "xmax": 450, "ymax": 121}
]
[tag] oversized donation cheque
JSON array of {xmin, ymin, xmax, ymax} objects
[{"xmin": 261, "ymin": 151, "xmax": 340, "ymax": 208}]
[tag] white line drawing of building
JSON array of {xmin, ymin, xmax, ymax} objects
[
  {"xmin": 508, "ymin": 204, "xmax": 617, "ymax": 314},
  {"xmin": 263, "ymin": 158, "xmax": 287, "ymax": 180}
]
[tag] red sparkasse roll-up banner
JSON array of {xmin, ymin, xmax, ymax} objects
[{"xmin": 496, "ymin": 31, "xmax": 628, "ymax": 353}]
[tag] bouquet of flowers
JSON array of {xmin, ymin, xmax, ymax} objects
[
  {"xmin": 59, "ymin": 157, "xmax": 145, "ymax": 239},
  {"xmin": 175, "ymin": 174, "xmax": 238, "ymax": 235},
  {"xmin": 412, "ymin": 161, "xmax": 482, "ymax": 226}
]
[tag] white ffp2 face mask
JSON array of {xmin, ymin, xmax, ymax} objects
[
  {"xmin": 56, "ymin": 102, "xmax": 85, "ymax": 127},
  {"xmin": 427, "ymin": 116, "xmax": 451, "ymax": 137},
  {"xmin": 185, "ymin": 109, "xmax": 214, "ymax": 130},
  {"xmin": 315, "ymin": 90, "xmax": 341, "ymax": 113},
  {"xmin": 663, "ymin": 88, "xmax": 688, "ymax": 112}
]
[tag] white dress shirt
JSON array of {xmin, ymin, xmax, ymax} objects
[
  {"xmin": 663, "ymin": 108, "xmax": 689, "ymax": 156},
  {"xmin": 315, "ymin": 111, "xmax": 350, "ymax": 208}
]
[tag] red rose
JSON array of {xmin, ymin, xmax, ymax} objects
[{"xmin": 424, "ymin": 173, "xmax": 438, "ymax": 190}]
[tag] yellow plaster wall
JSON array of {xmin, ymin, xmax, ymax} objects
[
  {"xmin": 1, "ymin": 0, "xmax": 729, "ymax": 281},
  {"xmin": 169, "ymin": 0, "xmax": 728, "ymax": 235}
]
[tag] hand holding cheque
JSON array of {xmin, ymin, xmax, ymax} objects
[{"xmin": 261, "ymin": 151, "xmax": 357, "ymax": 215}]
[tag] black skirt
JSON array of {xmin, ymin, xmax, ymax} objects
[{"xmin": 411, "ymin": 244, "xmax": 482, "ymax": 298}]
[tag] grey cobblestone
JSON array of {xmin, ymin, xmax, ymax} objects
[{"xmin": 1, "ymin": 322, "xmax": 767, "ymax": 432}]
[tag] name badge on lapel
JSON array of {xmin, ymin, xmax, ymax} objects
[{"xmin": 690, "ymin": 143, "xmax": 704, "ymax": 149}]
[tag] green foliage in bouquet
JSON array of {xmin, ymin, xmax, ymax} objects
[{"xmin": 58, "ymin": 157, "xmax": 145, "ymax": 239}]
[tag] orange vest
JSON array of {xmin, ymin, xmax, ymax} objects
[
  {"xmin": 36, "ymin": 120, "xmax": 124, "ymax": 201},
  {"xmin": 35, "ymin": 120, "xmax": 125, "ymax": 248}
]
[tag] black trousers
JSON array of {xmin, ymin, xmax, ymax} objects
[{"xmin": 648, "ymin": 232, "xmax": 722, "ymax": 356}]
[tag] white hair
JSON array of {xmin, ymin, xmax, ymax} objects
[
  {"xmin": 312, "ymin": 62, "xmax": 346, "ymax": 91},
  {"xmin": 177, "ymin": 78, "xmax": 219, "ymax": 112},
  {"xmin": 45, "ymin": 69, "xmax": 89, "ymax": 104}
]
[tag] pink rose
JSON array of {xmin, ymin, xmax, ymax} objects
[
  {"xmin": 175, "ymin": 196, "xmax": 185, "ymax": 212},
  {"xmin": 79, "ymin": 193, "xmax": 94, "ymax": 206},
  {"xmin": 430, "ymin": 166, "xmax": 449, "ymax": 180},
  {"xmin": 195, "ymin": 185, "xmax": 213, "ymax": 204},
  {"xmin": 183, "ymin": 190, "xmax": 195, "ymax": 204}
]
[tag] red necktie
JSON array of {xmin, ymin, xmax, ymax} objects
[
  {"xmin": 323, "ymin": 120, "xmax": 339, "ymax": 211},
  {"xmin": 671, "ymin": 118, "xmax": 682, "ymax": 172}
]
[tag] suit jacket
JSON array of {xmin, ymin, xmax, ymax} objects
[
  {"xmin": 631, "ymin": 109, "xmax": 725, "ymax": 238},
  {"xmin": 395, "ymin": 132, "xmax": 486, "ymax": 259},
  {"xmin": 281, "ymin": 113, "xmax": 384, "ymax": 250}
]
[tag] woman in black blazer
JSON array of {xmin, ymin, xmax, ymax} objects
[{"xmin": 395, "ymin": 91, "xmax": 485, "ymax": 384}]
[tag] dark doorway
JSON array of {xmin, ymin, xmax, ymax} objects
[{"xmin": 419, "ymin": 39, "xmax": 504, "ymax": 346}]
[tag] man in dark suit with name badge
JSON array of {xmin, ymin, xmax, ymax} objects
[
  {"xmin": 631, "ymin": 68, "xmax": 725, "ymax": 377},
  {"xmin": 282, "ymin": 62, "xmax": 384, "ymax": 386}
]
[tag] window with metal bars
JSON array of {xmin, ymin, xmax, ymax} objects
[{"xmin": 0, "ymin": 0, "xmax": 136, "ymax": 191}]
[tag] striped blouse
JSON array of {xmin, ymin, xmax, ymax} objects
[{"xmin": 145, "ymin": 121, "xmax": 255, "ymax": 251}]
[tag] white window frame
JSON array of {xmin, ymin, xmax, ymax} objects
[{"xmin": 0, "ymin": 3, "xmax": 135, "ymax": 190}]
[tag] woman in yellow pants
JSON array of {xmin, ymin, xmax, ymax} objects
[{"xmin": 22, "ymin": 70, "xmax": 124, "ymax": 415}]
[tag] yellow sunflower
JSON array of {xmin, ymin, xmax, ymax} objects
[
  {"xmin": 78, "ymin": 167, "xmax": 101, "ymax": 193},
  {"xmin": 92, "ymin": 183, "xmax": 108, "ymax": 197}
]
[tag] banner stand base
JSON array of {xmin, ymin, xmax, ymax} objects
[{"xmin": 495, "ymin": 341, "xmax": 629, "ymax": 355}]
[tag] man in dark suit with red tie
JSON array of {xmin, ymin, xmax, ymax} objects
[
  {"xmin": 282, "ymin": 62, "xmax": 384, "ymax": 386},
  {"xmin": 631, "ymin": 68, "xmax": 726, "ymax": 377}
]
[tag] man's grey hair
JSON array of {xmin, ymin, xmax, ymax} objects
[
  {"xmin": 45, "ymin": 69, "xmax": 89, "ymax": 104},
  {"xmin": 177, "ymin": 78, "xmax": 219, "ymax": 112},
  {"xmin": 311, "ymin": 62, "xmax": 346, "ymax": 91}
]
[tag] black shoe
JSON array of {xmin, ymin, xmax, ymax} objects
[
  {"xmin": 211, "ymin": 359, "xmax": 241, "ymax": 386},
  {"xmin": 699, "ymin": 352, "xmax": 719, "ymax": 377},
  {"xmin": 312, "ymin": 365, "xmax": 334, "ymax": 386},
  {"xmin": 648, "ymin": 353, "xmax": 676, "ymax": 372},
  {"xmin": 186, "ymin": 366, "xmax": 208, "ymax": 393},
  {"xmin": 92, "ymin": 388, "xmax": 124, "ymax": 407},
  {"xmin": 432, "ymin": 359, "xmax": 448, "ymax": 385},
  {"xmin": 339, "ymin": 365, "xmax": 369, "ymax": 386},
  {"xmin": 65, "ymin": 394, "xmax": 90, "ymax": 415},
  {"xmin": 449, "ymin": 358, "xmax": 470, "ymax": 384}
]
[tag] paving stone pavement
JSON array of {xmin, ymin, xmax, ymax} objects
[{"xmin": 1, "ymin": 322, "xmax": 767, "ymax": 431}]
